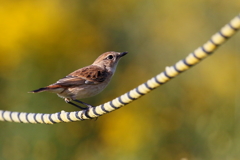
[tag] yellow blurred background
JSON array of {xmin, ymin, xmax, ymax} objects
[{"xmin": 0, "ymin": 0, "xmax": 240, "ymax": 160}]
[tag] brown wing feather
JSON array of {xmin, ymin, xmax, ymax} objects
[{"xmin": 53, "ymin": 65, "xmax": 109, "ymax": 87}]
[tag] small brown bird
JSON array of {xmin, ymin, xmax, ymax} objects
[{"xmin": 30, "ymin": 51, "xmax": 128, "ymax": 110}]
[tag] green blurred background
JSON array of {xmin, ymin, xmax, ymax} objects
[{"xmin": 0, "ymin": 0, "xmax": 240, "ymax": 160}]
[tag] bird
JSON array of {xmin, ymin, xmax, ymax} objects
[{"xmin": 29, "ymin": 51, "xmax": 128, "ymax": 110}]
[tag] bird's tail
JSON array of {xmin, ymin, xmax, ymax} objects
[
  {"xmin": 29, "ymin": 84, "xmax": 64, "ymax": 93},
  {"xmin": 29, "ymin": 87, "xmax": 50, "ymax": 93}
]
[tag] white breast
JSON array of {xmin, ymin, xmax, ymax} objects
[{"xmin": 57, "ymin": 75, "xmax": 112, "ymax": 100}]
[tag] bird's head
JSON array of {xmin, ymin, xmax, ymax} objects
[{"xmin": 93, "ymin": 51, "xmax": 128, "ymax": 73}]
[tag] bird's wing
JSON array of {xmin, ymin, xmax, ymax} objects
[{"xmin": 54, "ymin": 65, "xmax": 110, "ymax": 87}]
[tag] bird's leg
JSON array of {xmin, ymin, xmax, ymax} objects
[
  {"xmin": 73, "ymin": 100, "xmax": 94, "ymax": 109},
  {"xmin": 64, "ymin": 98, "xmax": 86, "ymax": 110},
  {"xmin": 73, "ymin": 100, "xmax": 97, "ymax": 120},
  {"xmin": 72, "ymin": 99, "xmax": 98, "ymax": 120},
  {"xmin": 67, "ymin": 101, "xmax": 87, "ymax": 110}
]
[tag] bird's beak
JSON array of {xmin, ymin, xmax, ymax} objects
[{"xmin": 118, "ymin": 51, "xmax": 128, "ymax": 58}]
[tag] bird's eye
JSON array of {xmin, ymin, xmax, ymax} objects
[{"xmin": 107, "ymin": 55, "xmax": 114, "ymax": 60}]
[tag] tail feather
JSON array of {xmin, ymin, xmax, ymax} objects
[
  {"xmin": 29, "ymin": 84, "xmax": 64, "ymax": 93},
  {"xmin": 29, "ymin": 87, "xmax": 49, "ymax": 93}
]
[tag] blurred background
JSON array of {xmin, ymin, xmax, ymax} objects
[{"xmin": 0, "ymin": 0, "xmax": 240, "ymax": 160}]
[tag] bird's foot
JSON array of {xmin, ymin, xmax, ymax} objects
[
  {"xmin": 64, "ymin": 98, "xmax": 96, "ymax": 119},
  {"xmin": 73, "ymin": 100, "xmax": 94, "ymax": 108},
  {"xmin": 73, "ymin": 100, "xmax": 97, "ymax": 120},
  {"xmin": 64, "ymin": 98, "xmax": 87, "ymax": 110}
]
